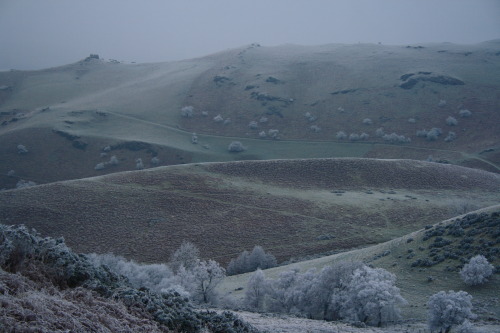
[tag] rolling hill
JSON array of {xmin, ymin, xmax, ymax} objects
[
  {"xmin": 1, "ymin": 41, "xmax": 500, "ymax": 190},
  {"xmin": 0, "ymin": 158, "xmax": 498, "ymax": 266}
]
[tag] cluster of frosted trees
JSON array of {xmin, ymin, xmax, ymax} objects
[
  {"xmin": 244, "ymin": 261, "xmax": 407, "ymax": 327},
  {"xmin": 226, "ymin": 246, "xmax": 277, "ymax": 275}
]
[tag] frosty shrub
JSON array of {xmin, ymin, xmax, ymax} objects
[
  {"xmin": 223, "ymin": 118, "xmax": 231, "ymax": 125},
  {"xmin": 460, "ymin": 255, "xmax": 494, "ymax": 286},
  {"xmin": 181, "ymin": 106, "xmax": 194, "ymax": 118},
  {"xmin": 360, "ymin": 132, "xmax": 369, "ymax": 140},
  {"xmin": 7, "ymin": 169, "xmax": 15, "ymax": 177},
  {"xmin": 304, "ymin": 112, "xmax": 317, "ymax": 122},
  {"xmin": 427, "ymin": 290, "xmax": 475, "ymax": 333},
  {"xmin": 336, "ymin": 131, "xmax": 347, "ymax": 140},
  {"xmin": 268, "ymin": 129, "xmax": 279, "ymax": 139},
  {"xmin": 135, "ymin": 158, "xmax": 144, "ymax": 170},
  {"xmin": 213, "ymin": 114, "xmax": 224, "ymax": 123},
  {"xmin": 438, "ymin": 99, "xmax": 447, "ymax": 107},
  {"xmin": 191, "ymin": 133, "xmax": 198, "ymax": 144},
  {"xmin": 227, "ymin": 246, "xmax": 277, "ymax": 276},
  {"xmin": 459, "ymin": 109, "xmax": 472, "ymax": 118},
  {"xmin": 258, "ymin": 130, "xmax": 267, "ymax": 138},
  {"xmin": 169, "ymin": 241, "xmax": 200, "ymax": 273},
  {"xmin": 382, "ymin": 133, "xmax": 411, "ymax": 144},
  {"xmin": 408, "ymin": 118, "xmax": 416, "ymax": 123},
  {"xmin": 151, "ymin": 156, "xmax": 160, "ymax": 166},
  {"xmin": 444, "ymin": 131, "xmax": 456, "ymax": 142},
  {"xmin": 201, "ymin": 110, "xmax": 209, "ymax": 117},
  {"xmin": 446, "ymin": 116, "xmax": 458, "ymax": 126},
  {"xmin": 310, "ymin": 125, "xmax": 321, "ymax": 132},
  {"xmin": 426, "ymin": 128, "xmax": 442, "ymax": 141},
  {"xmin": 94, "ymin": 162, "xmax": 105, "ymax": 170},
  {"xmin": 375, "ymin": 127, "xmax": 385, "ymax": 137},
  {"xmin": 248, "ymin": 121, "xmax": 258, "ymax": 129},
  {"xmin": 349, "ymin": 133, "xmax": 360, "ymax": 141},
  {"xmin": 259, "ymin": 116, "xmax": 268, "ymax": 123},
  {"xmin": 109, "ymin": 155, "xmax": 119, "ymax": 165},
  {"xmin": 228, "ymin": 141, "xmax": 245, "ymax": 152},
  {"xmin": 17, "ymin": 144, "xmax": 28, "ymax": 154},
  {"xmin": 15, "ymin": 180, "xmax": 36, "ymax": 188},
  {"xmin": 363, "ymin": 118, "xmax": 372, "ymax": 125}
]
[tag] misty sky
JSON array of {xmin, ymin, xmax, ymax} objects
[{"xmin": 1, "ymin": 0, "xmax": 499, "ymax": 71}]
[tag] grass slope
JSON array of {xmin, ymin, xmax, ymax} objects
[
  {"xmin": 220, "ymin": 206, "xmax": 500, "ymax": 325},
  {"xmin": 0, "ymin": 158, "xmax": 498, "ymax": 266},
  {"xmin": 1, "ymin": 41, "xmax": 499, "ymax": 188}
]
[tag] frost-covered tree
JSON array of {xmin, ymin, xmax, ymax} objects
[
  {"xmin": 169, "ymin": 241, "xmax": 200, "ymax": 273},
  {"xmin": 109, "ymin": 155, "xmax": 119, "ymax": 165},
  {"xmin": 151, "ymin": 156, "xmax": 160, "ymax": 166},
  {"xmin": 339, "ymin": 265, "xmax": 406, "ymax": 327},
  {"xmin": 268, "ymin": 129, "xmax": 279, "ymax": 139},
  {"xmin": 459, "ymin": 109, "xmax": 472, "ymax": 118},
  {"xmin": 375, "ymin": 128, "xmax": 385, "ymax": 137},
  {"xmin": 310, "ymin": 125, "xmax": 321, "ymax": 132},
  {"xmin": 94, "ymin": 162, "xmax": 105, "ymax": 170},
  {"xmin": 227, "ymin": 246, "xmax": 276, "ymax": 275},
  {"xmin": 228, "ymin": 141, "xmax": 245, "ymax": 152},
  {"xmin": 360, "ymin": 132, "xmax": 369, "ymax": 140},
  {"xmin": 248, "ymin": 121, "xmax": 258, "ymax": 129},
  {"xmin": 258, "ymin": 131, "xmax": 267, "ymax": 138},
  {"xmin": 180, "ymin": 259, "xmax": 225, "ymax": 304},
  {"xmin": 213, "ymin": 114, "xmax": 224, "ymax": 123},
  {"xmin": 349, "ymin": 133, "xmax": 360, "ymax": 141},
  {"xmin": 244, "ymin": 269, "xmax": 268, "ymax": 310},
  {"xmin": 180, "ymin": 106, "xmax": 194, "ymax": 118},
  {"xmin": 460, "ymin": 255, "xmax": 494, "ymax": 286},
  {"xmin": 135, "ymin": 158, "xmax": 144, "ymax": 170},
  {"xmin": 444, "ymin": 131, "xmax": 456, "ymax": 142},
  {"xmin": 427, "ymin": 290, "xmax": 475, "ymax": 333},
  {"xmin": 17, "ymin": 144, "xmax": 28, "ymax": 154},
  {"xmin": 191, "ymin": 133, "xmax": 198, "ymax": 144},
  {"xmin": 363, "ymin": 118, "xmax": 372, "ymax": 125},
  {"xmin": 446, "ymin": 116, "xmax": 458, "ymax": 126},
  {"xmin": 15, "ymin": 180, "xmax": 36, "ymax": 189},
  {"xmin": 336, "ymin": 131, "xmax": 347, "ymax": 140}
]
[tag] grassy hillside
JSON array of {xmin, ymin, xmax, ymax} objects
[
  {"xmin": 0, "ymin": 158, "xmax": 498, "ymax": 266},
  {"xmin": 219, "ymin": 206, "xmax": 500, "ymax": 323},
  {"xmin": 1, "ymin": 41, "xmax": 499, "ymax": 189}
]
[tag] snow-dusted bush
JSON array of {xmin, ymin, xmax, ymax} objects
[
  {"xmin": 360, "ymin": 132, "xmax": 369, "ymax": 140},
  {"xmin": 109, "ymin": 155, "xmax": 119, "ymax": 165},
  {"xmin": 248, "ymin": 121, "xmax": 258, "ymax": 129},
  {"xmin": 17, "ymin": 144, "xmax": 28, "ymax": 154},
  {"xmin": 259, "ymin": 116, "xmax": 268, "ymax": 123},
  {"xmin": 446, "ymin": 116, "xmax": 458, "ymax": 126},
  {"xmin": 363, "ymin": 118, "xmax": 372, "ymax": 125},
  {"xmin": 213, "ymin": 114, "xmax": 224, "ymax": 123},
  {"xmin": 89, "ymin": 253, "xmax": 177, "ymax": 294},
  {"xmin": 191, "ymin": 133, "xmax": 198, "ymax": 144},
  {"xmin": 268, "ymin": 129, "xmax": 279, "ymax": 139},
  {"xmin": 94, "ymin": 162, "xmax": 106, "ymax": 170},
  {"xmin": 382, "ymin": 133, "xmax": 411, "ymax": 144},
  {"xmin": 15, "ymin": 180, "xmax": 36, "ymax": 188},
  {"xmin": 427, "ymin": 291, "xmax": 475, "ymax": 333},
  {"xmin": 227, "ymin": 246, "xmax": 277, "ymax": 276},
  {"xmin": 181, "ymin": 106, "xmax": 194, "ymax": 118},
  {"xmin": 151, "ymin": 156, "xmax": 160, "ymax": 166},
  {"xmin": 7, "ymin": 170, "xmax": 15, "ymax": 177},
  {"xmin": 304, "ymin": 112, "xmax": 317, "ymax": 122},
  {"xmin": 135, "ymin": 158, "xmax": 144, "ymax": 170},
  {"xmin": 228, "ymin": 141, "xmax": 245, "ymax": 152},
  {"xmin": 460, "ymin": 255, "xmax": 494, "ymax": 286},
  {"xmin": 336, "ymin": 131, "xmax": 347, "ymax": 140},
  {"xmin": 223, "ymin": 118, "xmax": 231, "ymax": 125},
  {"xmin": 201, "ymin": 110, "xmax": 209, "ymax": 117},
  {"xmin": 459, "ymin": 109, "xmax": 472, "ymax": 118},
  {"xmin": 438, "ymin": 99, "xmax": 447, "ymax": 107},
  {"xmin": 421, "ymin": 127, "xmax": 442, "ymax": 141},
  {"xmin": 408, "ymin": 118, "xmax": 416, "ymax": 123},
  {"xmin": 349, "ymin": 133, "xmax": 360, "ymax": 141},
  {"xmin": 310, "ymin": 125, "xmax": 321, "ymax": 132},
  {"xmin": 375, "ymin": 128, "xmax": 385, "ymax": 137},
  {"xmin": 444, "ymin": 131, "xmax": 456, "ymax": 142},
  {"xmin": 258, "ymin": 131, "xmax": 267, "ymax": 138}
]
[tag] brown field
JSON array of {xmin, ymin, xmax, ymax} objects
[{"xmin": 1, "ymin": 158, "xmax": 498, "ymax": 266}]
